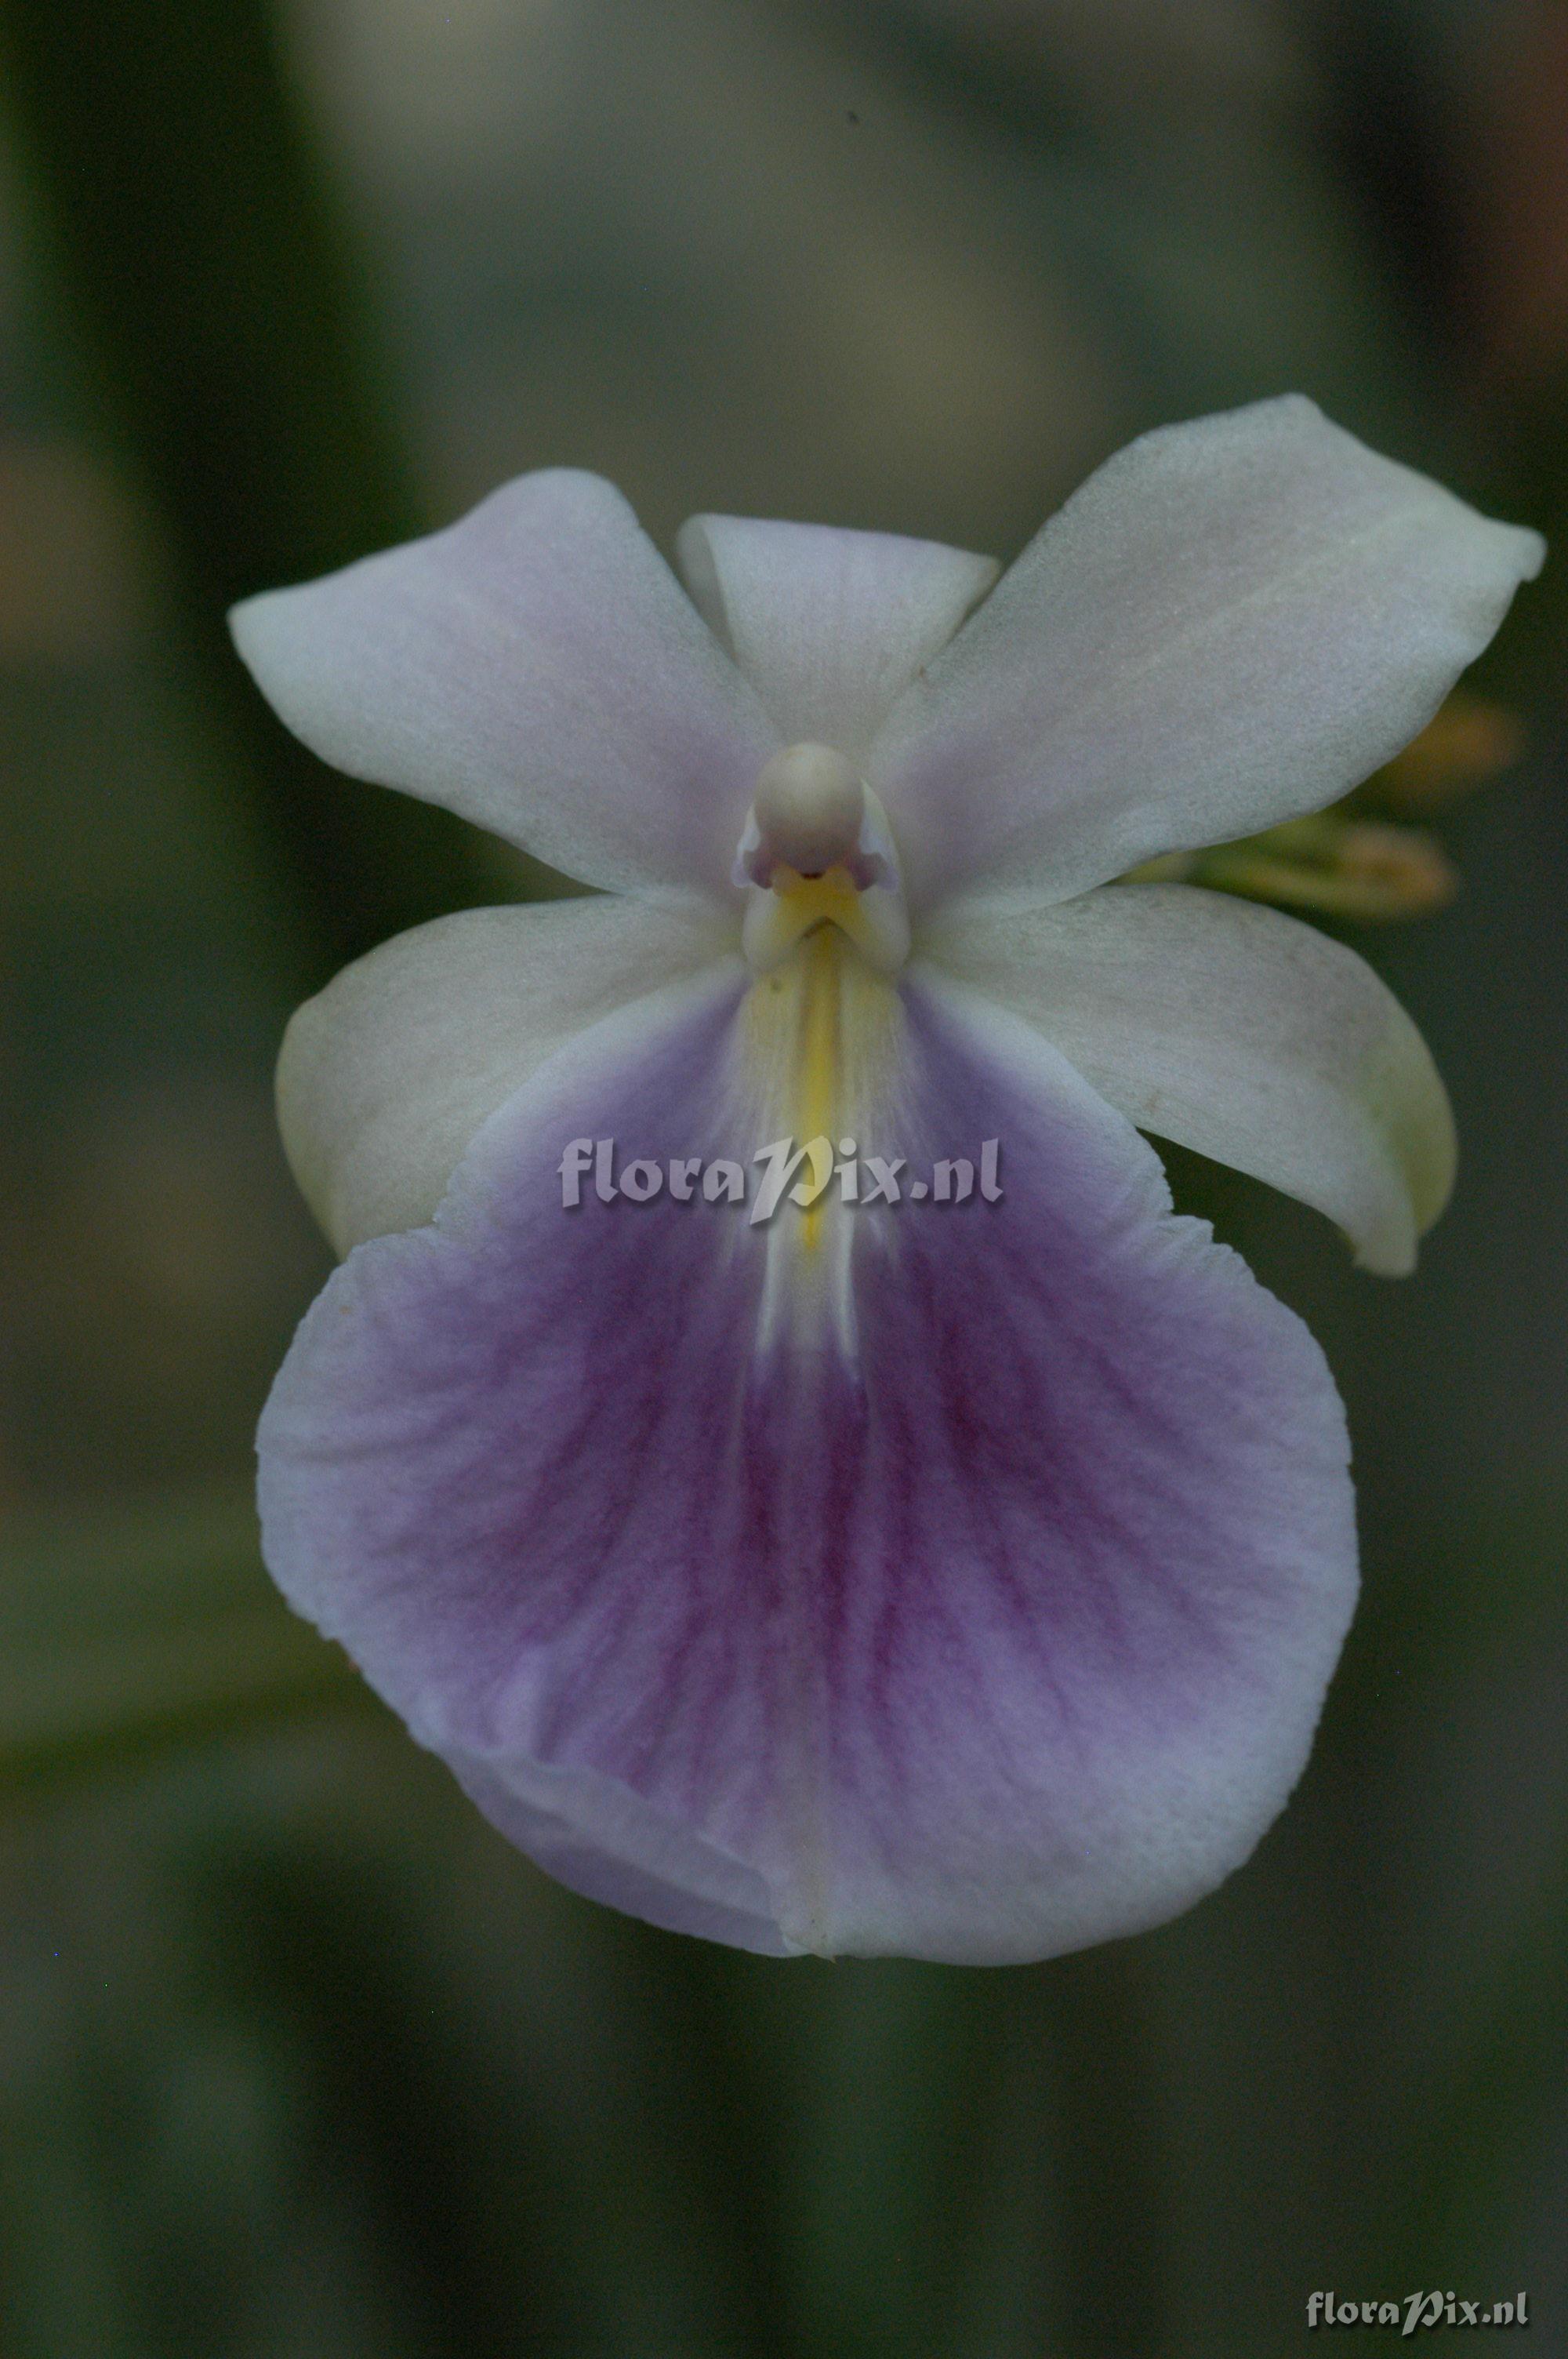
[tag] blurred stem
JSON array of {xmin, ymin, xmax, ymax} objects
[
  {"xmin": 618, "ymin": 1939, "xmax": 800, "ymax": 2359},
  {"xmin": 1394, "ymin": 1846, "xmax": 1568, "ymax": 2288},
  {"xmin": 776, "ymin": 1952, "xmax": 1170, "ymax": 2359},
  {"xmin": 782, "ymin": 1961, "xmax": 992, "ymax": 2359},
  {"xmin": 0, "ymin": 0, "xmax": 504, "ymax": 988},
  {"xmin": 207, "ymin": 1846, "xmax": 573, "ymax": 2359},
  {"xmin": 1335, "ymin": 1494, "xmax": 1568, "ymax": 2298},
  {"xmin": 927, "ymin": 1950, "xmax": 1173, "ymax": 2358},
  {"xmin": 1046, "ymin": 1946, "xmax": 1170, "ymax": 2356}
]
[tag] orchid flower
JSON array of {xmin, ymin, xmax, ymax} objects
[{"xmin": 233, "ymin": 398, "xmax": 1541, "ymax": 1964}]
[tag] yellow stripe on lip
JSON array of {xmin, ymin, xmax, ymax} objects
[
  {"xmin": 796, "ymin": 925, "xmax": 839, "ymax": 1253},
  {"xmin": 740, "ymin": 911, "xmax": 905, "ymax": 1261}
]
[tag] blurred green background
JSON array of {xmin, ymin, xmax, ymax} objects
[{"xmin": 0, "ymin": 2, "xmax": 1565, "ymax": 2351}]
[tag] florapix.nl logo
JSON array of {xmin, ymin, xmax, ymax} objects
[{"xmin": 558, "ymin": 1136, "xmax": 1003, "ymax": 1223}]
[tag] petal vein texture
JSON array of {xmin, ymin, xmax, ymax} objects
[
  {"xmin": 259, "ymin": 972, "xmax": 1357, "ymax": 1963},
  {"xmin": 231, "ymin": 471, "xmax": 780, "ymax": 896},
  {"xmin": 924, "ymin": 881, "xmax": 1454, "ymax": 1274},
  {"xmin": 676, "ymin": 514, "xmax": 998, "ymax": 762},
  {"xmin": 873, "ymin": 396, "xmax": 1543, "ymax": 911}
]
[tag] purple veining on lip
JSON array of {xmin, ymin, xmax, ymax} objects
[{"xmin": 258, "ymin": 965, "xmax": 1356, "ymax": 1962}]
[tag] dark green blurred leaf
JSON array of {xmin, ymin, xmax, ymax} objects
[
  {"xmin": 0, "ymin": 0, "xmax": 518, "ymax": 986},
  {"xmin": 0, "ymin": 1487, "xmax": 356, "ymax": 1783}
]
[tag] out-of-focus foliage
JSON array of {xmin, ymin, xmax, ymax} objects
[{"xmin": 0, "ymin": 1, "xmax": 1566, "ymax": 2352}]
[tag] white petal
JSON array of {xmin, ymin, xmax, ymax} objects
[
  {"xmin": 278, "ymin": 895, "xmax": 739, "ymax": 1254},
  {"xmin": 920, "ymin": 881, "xmax": 1454, "ymax": 1274},
  {"xmin": 232, "ymin": 471, "xmax": 781, "ymax": 898},
  {"xmin": 873, "ymin": 397, "xmax": 1544, "ymax": 911},
  {"xmin": 675, "ymin": 514, "xmax": 997, "ymax": 763}
]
